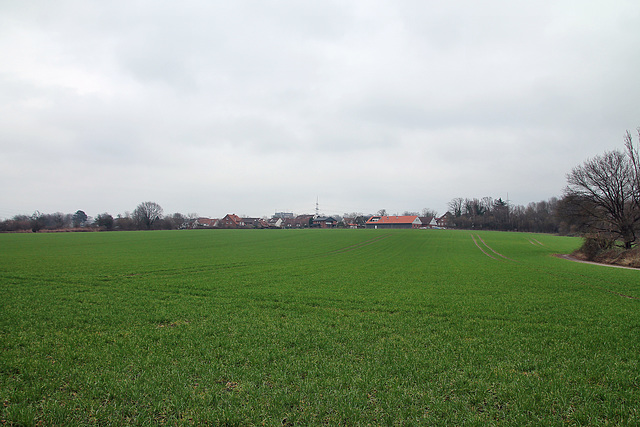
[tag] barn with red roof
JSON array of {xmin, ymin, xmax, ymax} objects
[{"xmin": 365, "ymin": 215, "xmax": 422, "ymax": 229}]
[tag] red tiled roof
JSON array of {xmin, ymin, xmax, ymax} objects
[
  {"xmin": 224, "ymin": 214, "xmax": 241, "ymax": 223},
  {"xmin": 366, "ymin": 215, "xmax": 420, "ymax": 224}
]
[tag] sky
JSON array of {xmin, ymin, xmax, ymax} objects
[{"xmin": 2, "ymin": 0, "xmax": 640, "ymax": 220}]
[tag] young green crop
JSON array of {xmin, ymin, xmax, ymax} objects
[{"xmin": 1, "ymin": 229, "xmax": 638, "ymax": 425}]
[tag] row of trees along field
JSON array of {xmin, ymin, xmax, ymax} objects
[
  {"xmin": 0, "ymin": 202, "xmax": 195, "ymax": 232},
  {"xmin": 446, "ymin": 196, "xmax": 561, "ymax": 233}
]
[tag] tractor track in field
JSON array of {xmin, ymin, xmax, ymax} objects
[
  {"xmin": 475, "ymin": 234, "xmax": 518, "ymax": 262},
  {"xmin": 91, "ymin": 235, "xmax": 394, "ymax": 280},
  {"xmin": 470, "ymin": 234, "xmax": 637, "ymax": 300},
  {"xmin": 328, "ymin": 234, "xmax": 391, "ymax": 255},
  {"xmin": 470, "ymin": 234, "xmax": 517, "ymax": 262},
  {"xmin": 527, "ymin": 237, "xmax": 544, "ymax": 246},
  {"xmin": 470, "ymin": 234, "xmax": 498, "ymax": 260}
]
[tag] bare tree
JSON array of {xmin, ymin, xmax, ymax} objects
[
  {"xmin": 133, "ymin": 202, "xmax": 163, "ymax": 230},
  {"xmin": 115, "ymin": 212, "xmax": 136, "ymax": 230},
  {"xmin": 30, "ymin": 211, "xmax": 45, "ymax": 233},
  {"xmin": 625, "ymin": 128, "xmax": 640, "ymax": 211},
  {"xmin": 564, "ymin": 149, "xmax": 639, "ymax": 249},
  {"xmin": 1, "ymin": 215, "xmax": 30, "ymax": 232},
  {"xmin": 163, "ymin": 212, "xmax": 190, "ymax": 230},
  {"xmin": 49, "ymin": 212, "xmax": 67, "ymax": 229},
  {"xmin": 421, "ymin": 208, "xmax": 438, "ymax": 218},
  {"xmin": 448, "ymin": 198, "xmax": 464, "ymax": 217}
]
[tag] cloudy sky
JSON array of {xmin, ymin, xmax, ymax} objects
[{"xmin": 2, "ymin": 1, "xmax": 640, "ymax": 219}]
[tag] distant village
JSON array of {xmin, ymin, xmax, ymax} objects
[
  {"xmin": 1, "ymin": 196, "xmax": 562, "ymax": 234},
  {"xmin": 193, "ymin": 212, "xmax": 451, "ymax": 230}
]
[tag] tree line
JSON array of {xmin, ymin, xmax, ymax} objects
[
  {"xmin": 0, "ymin": 202, "xmax": 194, "ymax": 232},
  {"xmin": 446, "ymin": 196, "xmax": 561, "ymax": 233}
]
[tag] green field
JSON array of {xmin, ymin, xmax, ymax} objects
[{"xmin": 1, "ymin": 229, "xmax": 639, "ymax": 425}]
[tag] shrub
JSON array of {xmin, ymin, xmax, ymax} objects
[{"xmin": 579, "ymin": 235, "xmax": 614, "ymax": 261}]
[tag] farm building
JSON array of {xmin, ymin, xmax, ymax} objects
[
  {"xmin": 419, "ymin": 217, "xmax": 437, "ymax": 229},
  {"xmin": 312, "ymin": 216, "xmax": 337, "ymax": 228},
  {"xmin": 193, "ymin": 217, "xmax": 218, "ymax": 228},
  {"xmin": 365, "ymin": 215, "xmax": 422, "ymax": 229}
]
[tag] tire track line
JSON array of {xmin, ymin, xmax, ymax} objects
[
  {"xmin": 327, "ymin": 234, "xmax": 391, "ymax": 255},
  {"xmin": 470, "ymin": 234, "xmax": 498, "ymax": 260},
  {"xmin": 473, "ymin": 234, "xmax": 637, "ymax": 301},
  {"xmin": 475, "ymin": 235, "xmax": 518, "ymax": 262},
  {"xmin": 527, "ymin": 237, "xmax": 544, "ymax": 246}
]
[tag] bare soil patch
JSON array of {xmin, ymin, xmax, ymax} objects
[{"xmin": 590, "ymin": 247, "xmax": 640, "ymax": 268}]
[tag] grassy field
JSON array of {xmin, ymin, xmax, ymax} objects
[{"xmin": 1, "ymin": 229, "xmax": 639, "ymax": 425}]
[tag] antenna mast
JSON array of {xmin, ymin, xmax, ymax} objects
[{"xmin": 315, "ymin": 196, "xmax": 319, "ymax": 217}]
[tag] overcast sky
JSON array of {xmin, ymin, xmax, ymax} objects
[{"xmin": 2, "ymin": 1, "xmax": 640, "ymax": 219}]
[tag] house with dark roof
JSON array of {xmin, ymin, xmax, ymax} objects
[
  {"xmin": 365, "ymin": 215, "xmax": 422, "ymax": 229},
  {"xmin": 419, "ymin": 217, "xmax": 437, "ymax": 229},
  {"xmin": 312, "ymin": 216, "xmax": 337, "ymax": 228}
]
